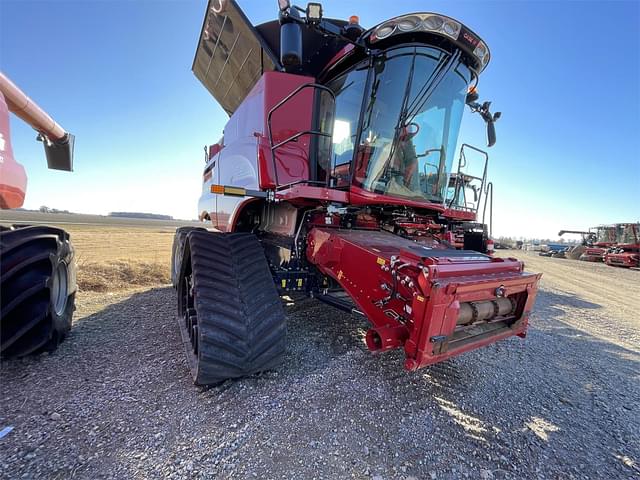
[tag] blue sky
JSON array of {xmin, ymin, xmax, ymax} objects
[{"xmin": 1, "ymin": 0, "xmax": 638, "ymax": 239}]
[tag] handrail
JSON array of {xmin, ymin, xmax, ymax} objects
[
  {"xmin": 267, "ymin": 83, "xmax": 336, "ymax": 188},
  {"xmin": 445, "ymin": 143, "xmax": 488, "ymax": 213},
  {"xmin": 482, "ymin": 181, "xmax": 493, "ymax": 237}
]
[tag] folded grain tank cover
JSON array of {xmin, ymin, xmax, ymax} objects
[{"xmin": 192, "ymin": 0, "xmax": 281, "ymax": 116}]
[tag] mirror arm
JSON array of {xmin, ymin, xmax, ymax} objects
[{"xmin": 468, "ymin": 100, "xmax": 501, "ymax": 147}]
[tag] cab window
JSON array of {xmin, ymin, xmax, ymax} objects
[{"xmin": 324, "ymin": 63, "xmax": 369, "ymax": 187}]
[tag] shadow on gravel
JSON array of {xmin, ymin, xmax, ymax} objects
[
  {"xmin": 535, "ymin": 288, "xmax": 602, "ymax": 311},
  {"xmin": 1, "ymin": 287, "xmax": 638, "ymax": 479}
]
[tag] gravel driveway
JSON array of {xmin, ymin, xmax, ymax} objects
[{"xmin": 1, "ymin": 255, "xmax": 638, "ymax": 479}]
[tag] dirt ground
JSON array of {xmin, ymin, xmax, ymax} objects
[{"xmin": 1, "ymin": 244, "xmax": 639, "ymax": 479}]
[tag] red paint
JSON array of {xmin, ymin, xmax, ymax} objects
[
  {"xmin": 604, "ymin": 251, "xmax": 640, "ymax": 268},
  {"xmin": 349, "ymin": 185, "xmax": 447, "ymax": 212},
  {"xmin": 0, "ymin": 91, "xmax": 27, "ymax": 209},
  {"xmin": 306, "ymin": 227, "xmax": 541, "ymax": 370},
  {"xmin": 195, "ymin": 31, "xmax": 543, "ymax": 372},
  {"xmin": 275, "ymin": 184, "xmax": 349, "ymax": 205},
  {"xmin": 250, "ymin": 72, "xmax": 316, "ymax": 189}
]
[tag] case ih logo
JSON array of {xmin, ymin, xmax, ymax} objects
[{"xmin": 462, "ymin": 32, "xmax": 479, "ymax": 47}]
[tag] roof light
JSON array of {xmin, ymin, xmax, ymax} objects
[
  {"xmin": 473, "ymin": 42, "xmax": 489, "ymax": 64},
  {"xmin": 374, "ymin": 22, "xmax": 396, "ymax": 40},
  {"xmin": 366, "ymin": 13, "xmax": 489, "ymax": 71},
  {"xmin": 306, "ymin": 3, "xmax": 323, "ymax": 24},
  {"xmin": 422, "ymin": 15, "xmax": 444, "ymax": 31},
  {"xmin": 349, "ymin": 15, "xmax": 360, "ymax": 25},
  {"xmin": 442, "ymin": 21, "xmax": 461, "ymax": 39},
  {"xmin": 397, "ymin": 16, "xmax": 420, "ymax": 32}
]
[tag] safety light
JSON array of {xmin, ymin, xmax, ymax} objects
[
  {"xmin": 306, "ymin": 2, "xmax": 323, "ymax": 24},
  {"xmin": 349, "ymin": 15, "xmax": 360, "ymax": 25},
  {"xmin": 278, "ymin": 0, "xmax": 290, "ymax": 11}
]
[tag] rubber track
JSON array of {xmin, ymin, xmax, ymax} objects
[
  {"xmin": 171, "ymin": 226, "xmax": 206, "ymax": 288},
  {"xmin": 186, "ymin": 231, "xmax": 286, "ymax": 385}
]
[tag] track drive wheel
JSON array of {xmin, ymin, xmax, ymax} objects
[
  {"xmin": 177, "ymin": 230, "xmax": 286, "ymax": 385},
  {"xmin": 1, "ymin": 226, "xmax": 77, "ymax": 358},
  {"xmin": 171, "ymin": 226, "xmax": 207, "ymax": 288}
]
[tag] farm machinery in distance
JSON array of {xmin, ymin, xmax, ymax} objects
[
  {"xmin": 172, "ymin": 0, "xmax": 542, "ymax": 385},
  {"xmin": 604, "ymin": 223, "xmax": 639, "ymax": 268},
  {"xmin": 558, "ymin": 224, "xmax": 639, "ymax": 267},
  {"xmin": 0, "ymin": 72, "xmax": 76, "ymax": 358},
  {"xmin": 559, "ymin": 225, "xmax": 617, "ymax": 262}
]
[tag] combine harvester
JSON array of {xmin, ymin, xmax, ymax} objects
[
  {"xmin": 605, "ymin": 223, "xmax": 639, "ymax": 268},
  {"xmin": 558, "ymin": 225, "xmax": 617, "ymax": 262},
  {"xmin": 0, "ymin": 73, "xmax": 76, "ymax": 357},
  {"xmin": 173, "ymin": 0, "xmax": 542, "ymax": 385}
]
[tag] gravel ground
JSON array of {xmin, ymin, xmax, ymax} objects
[{"xmin": 1, "ymin": 255, "xmax": 639, "ymax": 479}]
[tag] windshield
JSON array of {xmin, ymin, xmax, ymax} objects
[
  {"xmin": 353, "ymin": 46, "xmax": 471, "ymax": 203},
  {"xmin": 596, "ymin": 227, "xmax": 616, "ymax": 243},
  {"xmin": 617, "ymin": 224, "xmax": 639, "ymax": 243}
]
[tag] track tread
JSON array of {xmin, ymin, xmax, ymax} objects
[
  {"xmin": 180, "ymin": 230, "xmax": 286, "ymax": 385},
  {"xmin": 171, "ymin": 226, "xmax": 207, "ymax": 288}
]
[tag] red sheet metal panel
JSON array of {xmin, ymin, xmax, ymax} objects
[{"xmin": 0, "ymin": 91, "xmax": 27, "ymax": 209}]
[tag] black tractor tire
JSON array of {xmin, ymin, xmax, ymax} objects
[
  {"xmin": 1, "ymin": 225, "xmax": 76, "ymax": 358},
  {"xmin": 171, "ymin": 226, "xmax": 207, "ymax": 288},
  {"xmin": 177, "ymin": 230, "xmax": 286, "ymax": 385}
]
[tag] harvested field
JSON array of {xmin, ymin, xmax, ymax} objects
[
  {"xmin": 1, "ymin": 232, "xmax": 638, "ymax": 479},
  {"xmin": 65, "ymin": 225, "xmax": 174, "ymax": 291}
]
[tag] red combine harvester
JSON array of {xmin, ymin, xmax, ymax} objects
[
  {"xmin": 579, "ymin": 225, "xmax": 617, "ymax": 262},
  {"xmin": 605, "ymin": 223, "xmax": 640, "ymax": 268},
  {"xmin": 558, "ymin": 226, "xmax": 616, "ymax": 261},
  {"xmin": 0, "ymin": 72, "xmax": 76, "ymax": 358},
  {"xmin": 172, "ymin": 0, "xmax": 541, "ymax": 385}
]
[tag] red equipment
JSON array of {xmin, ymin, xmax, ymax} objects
[
  {"xmin": 172, "ymin": 0, "xmax": 541, "ymax": 385},
  {"xmin": 605, "ymin": 223, "xmax": 640, "ymax": 268},
  {"xmin": 0, "ymin": 72, "xmax": 76, "ymax": 357},
  {"xmin": 581, "ymin": 226, "xmax": 617, "ymax": 262}
]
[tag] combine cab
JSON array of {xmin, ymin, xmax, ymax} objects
[
  {"xmin": 605, "ymin": 223, "xmax": 640, "ymax": 268},
  {"xmin": 173, "ymin": 0, "xmax": 541, "ymax": 385},
  {"xmin": 0, "ymin": 73, "xmax": 76, "ymax": 358}
]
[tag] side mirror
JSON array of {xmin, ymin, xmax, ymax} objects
[
  {"xmin": 209, "ymin": 143, "xmax": 222, "ymax": 160},
  {"xmin": 486, "ymin": 119, "xmax": 496, "ymax": 148},
  {"xmin": 280, "ymin": 6, "xmax": 302, "ymax": 69}
]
